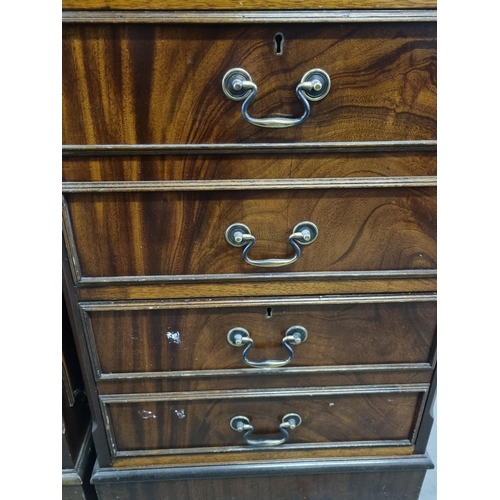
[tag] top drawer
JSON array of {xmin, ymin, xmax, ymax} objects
[{"xmin": 62, "ymin": 22, "xmax": 436, "ymax": 145}]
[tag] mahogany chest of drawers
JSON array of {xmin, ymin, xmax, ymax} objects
[{"xmin": 62, "ymin": 2, "xmax": 437, "ymax": 498}]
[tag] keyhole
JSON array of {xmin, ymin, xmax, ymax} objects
[
  {"xmin": 274, "ymin": 33, "xmax": 284, "ymax": 56},
  {"xmin": 266, "ymin": 307, "xmax": 273, "ymax": 319}
]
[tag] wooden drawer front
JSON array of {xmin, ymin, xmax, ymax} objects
[
  {"xmin": 102, "ymin": 386, "xmax": 426, "ymax": 456},
  {"xmin": 64, "ymin": 187, "xmax": 436, "ymax": 281},
  {"xmin": 83, "ymin": 296, "xmax": 436, "ymax": 378},
  {"xmin": 62, "ymin": 23, "xmax": 436, "ymax": 145}
]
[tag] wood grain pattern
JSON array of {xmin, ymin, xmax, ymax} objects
[
  {"xmin": 111, "ymin": 445, "xmax": 415, "ymax": 467},
  {"xmin": 62, "ymin": 151, "xmax": 437, "ymax": 182},
  {"xmin": 98, "ymin": 369, "xmax": 433, "ymax": 394},
  {"xmin": 94, "ymin": 469, "xmax": 428, "ymax": 500},
  {"xmin": 85, "ymin": 301, "xmax": 436, "ymax": 376},
  {"xmin": 62, "ymin": 1, "xmax": 438, "ymax": 488},
  {"xmin": 105, "ymin": 391, "xmax": 422, "ymax": 453},
  {"xmin": 76, "ymin": 277, "xmax": 437, "ymax": 301},
  {"xmin": 62, "ymin": 23, "xmax": 436, "ymax": 145},
  {"xmin": 65, "ymin": 187, "xmax": 436, "ymax": 279},
  {"xmin": 62, "ymin": 0, "xmax": 437, "ymax": 10}
]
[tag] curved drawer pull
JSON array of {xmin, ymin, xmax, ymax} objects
[
  {"xmin": 225, "ymin": 221, "xmax": 318, "ymax": 268},
  {"xmin": 230, "ymin": 413, "xmax": 302, "ymax": 447},
  {"xmin": 222, "ymin": 68, "xmax": 330, "ymax": 129},
  {"xmin": 227, "ymin": 326, "xmax": 308, "ymax": 368}
]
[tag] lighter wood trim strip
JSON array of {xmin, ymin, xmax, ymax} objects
[
  {"xmin": 80, "ymin": 292, "xmax": 437, "ymax": 310},
  {"xmin": 77, "ymin": 278, "xmax": 438, "ymax": 300},
  {"xmin": 111, "ymin": 440, "xmax": 414, "ymax": 458},
  {"xmin": 62, "ymin": 9, "xmax": 437, "ymax": 23},
  {"xmin": 99, "ymin": 384, "xmax": 429, "ymax": 403},
  {"xmin": 63, "ymin": 177, "xmax": 437, "ymax": 193},
  {"xmin": 62, "ymin": 141, "xmax": 437, "ymax": 156},
  {"xmin": 76, "ymin": 269, "xmax": 437, "ymax": 286},
  {"xmin": 97, "ymin": 364, "xmax": 433, "ymax": 381},
  {"xmin": 111, "ymin": 445, "xmax": 416, "ymax": 468}
]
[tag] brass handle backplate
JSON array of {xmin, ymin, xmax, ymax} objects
[
  {"xmin": 227, "ymin": 326, "xmax": 308, "ymax": 368},
  {"xmin": 230, "ymin": 413, "xmax": 302, "ymax": 446},
  {"xmin": 222, "ymin": 68, "xmax": 330, "ymax": 128},
  {"xmin": 225, "ymin": 221, "xmax": 318, "ymax": 268}
]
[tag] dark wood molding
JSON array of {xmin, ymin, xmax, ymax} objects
[
  {"xmin": 92, "ymin": 454, "xmax": 433, "ymax": 483},
  {"xmin": 62, "ymin": 141, "xmax": 437, "ymax": 157}
]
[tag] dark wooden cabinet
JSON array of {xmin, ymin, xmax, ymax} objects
[
  {"xmin": 62, "ymin": 2, "xmax": 436, "ymax": 498},
  {"xmin": 62, "ymin": 300, "xmax": 97, "ymax": 500}
]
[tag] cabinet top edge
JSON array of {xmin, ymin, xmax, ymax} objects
[
  {"xmin": 62, "ymin": 9, "xmax": 437, "ymax": 23},
  {"xmin": 62, "ymin": 0, "xmax": 437, "ymax": 12}
]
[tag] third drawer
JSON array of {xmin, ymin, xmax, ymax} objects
[{"xmin": 81, "ymin": 294, "xmax": 436, "ymax": 382}]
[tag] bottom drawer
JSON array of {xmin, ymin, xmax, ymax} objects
[
  {"xmin": 101, "ymin": 385, "xmax": 427, "ymax": 458},
  {"xmin": 92, "ymin": 455, "xmax": 433, "ymax": 500}
]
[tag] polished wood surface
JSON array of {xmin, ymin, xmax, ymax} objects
[
  {"xmin": 63, "ymin": 0, "xmax": 437, "ymax": 10},
  {"xmin": 99, "ymin": 369, "xmax": 433, "ymax": 394},
  {"xmin": 61, "ymin": 4, "xmax": 438, "ymax": 489},
  {"xmin": 65, "ymin": 187, "xmax": 436, "ymax": 279},
  {"xmin": 63, "ymin": 151, "xmax": 437, "ymax": 182},
  {"xmin": 105, "ymin": 390, "xmax": 423, "ymax": 452},
  {"xmin": 62, "ymin": 23, "xmax": 436, "ymax": 145},
  {"xmin": 86, "ymin": 300, "xmax": 436, "ymax": 375},
  {"xmin": 76, "ymin": 277, "xmax": 437, "ymax": 300},
  {"xmin": 112, "ymin": 445, "xmax": 415, "ymax": 467}
]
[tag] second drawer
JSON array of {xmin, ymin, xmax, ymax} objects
[{"xmin": 64, "ymin": 186, "xmax": 436, "ymax": 282}]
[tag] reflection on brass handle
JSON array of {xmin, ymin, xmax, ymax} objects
[
  {"xmin": 222, "ymin": 68, "xmax": 330, "ymax": 128},
  {"xmin": 230, "ymin": 413, "xmax": 302, "ymax": 446},
  {"xmin": 225, "ymin": 221, "xmax": 318, "ymax": 268},
  {"xmin": 227, "ymin": 326, "xmax": 308, "ymax": 368}
]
